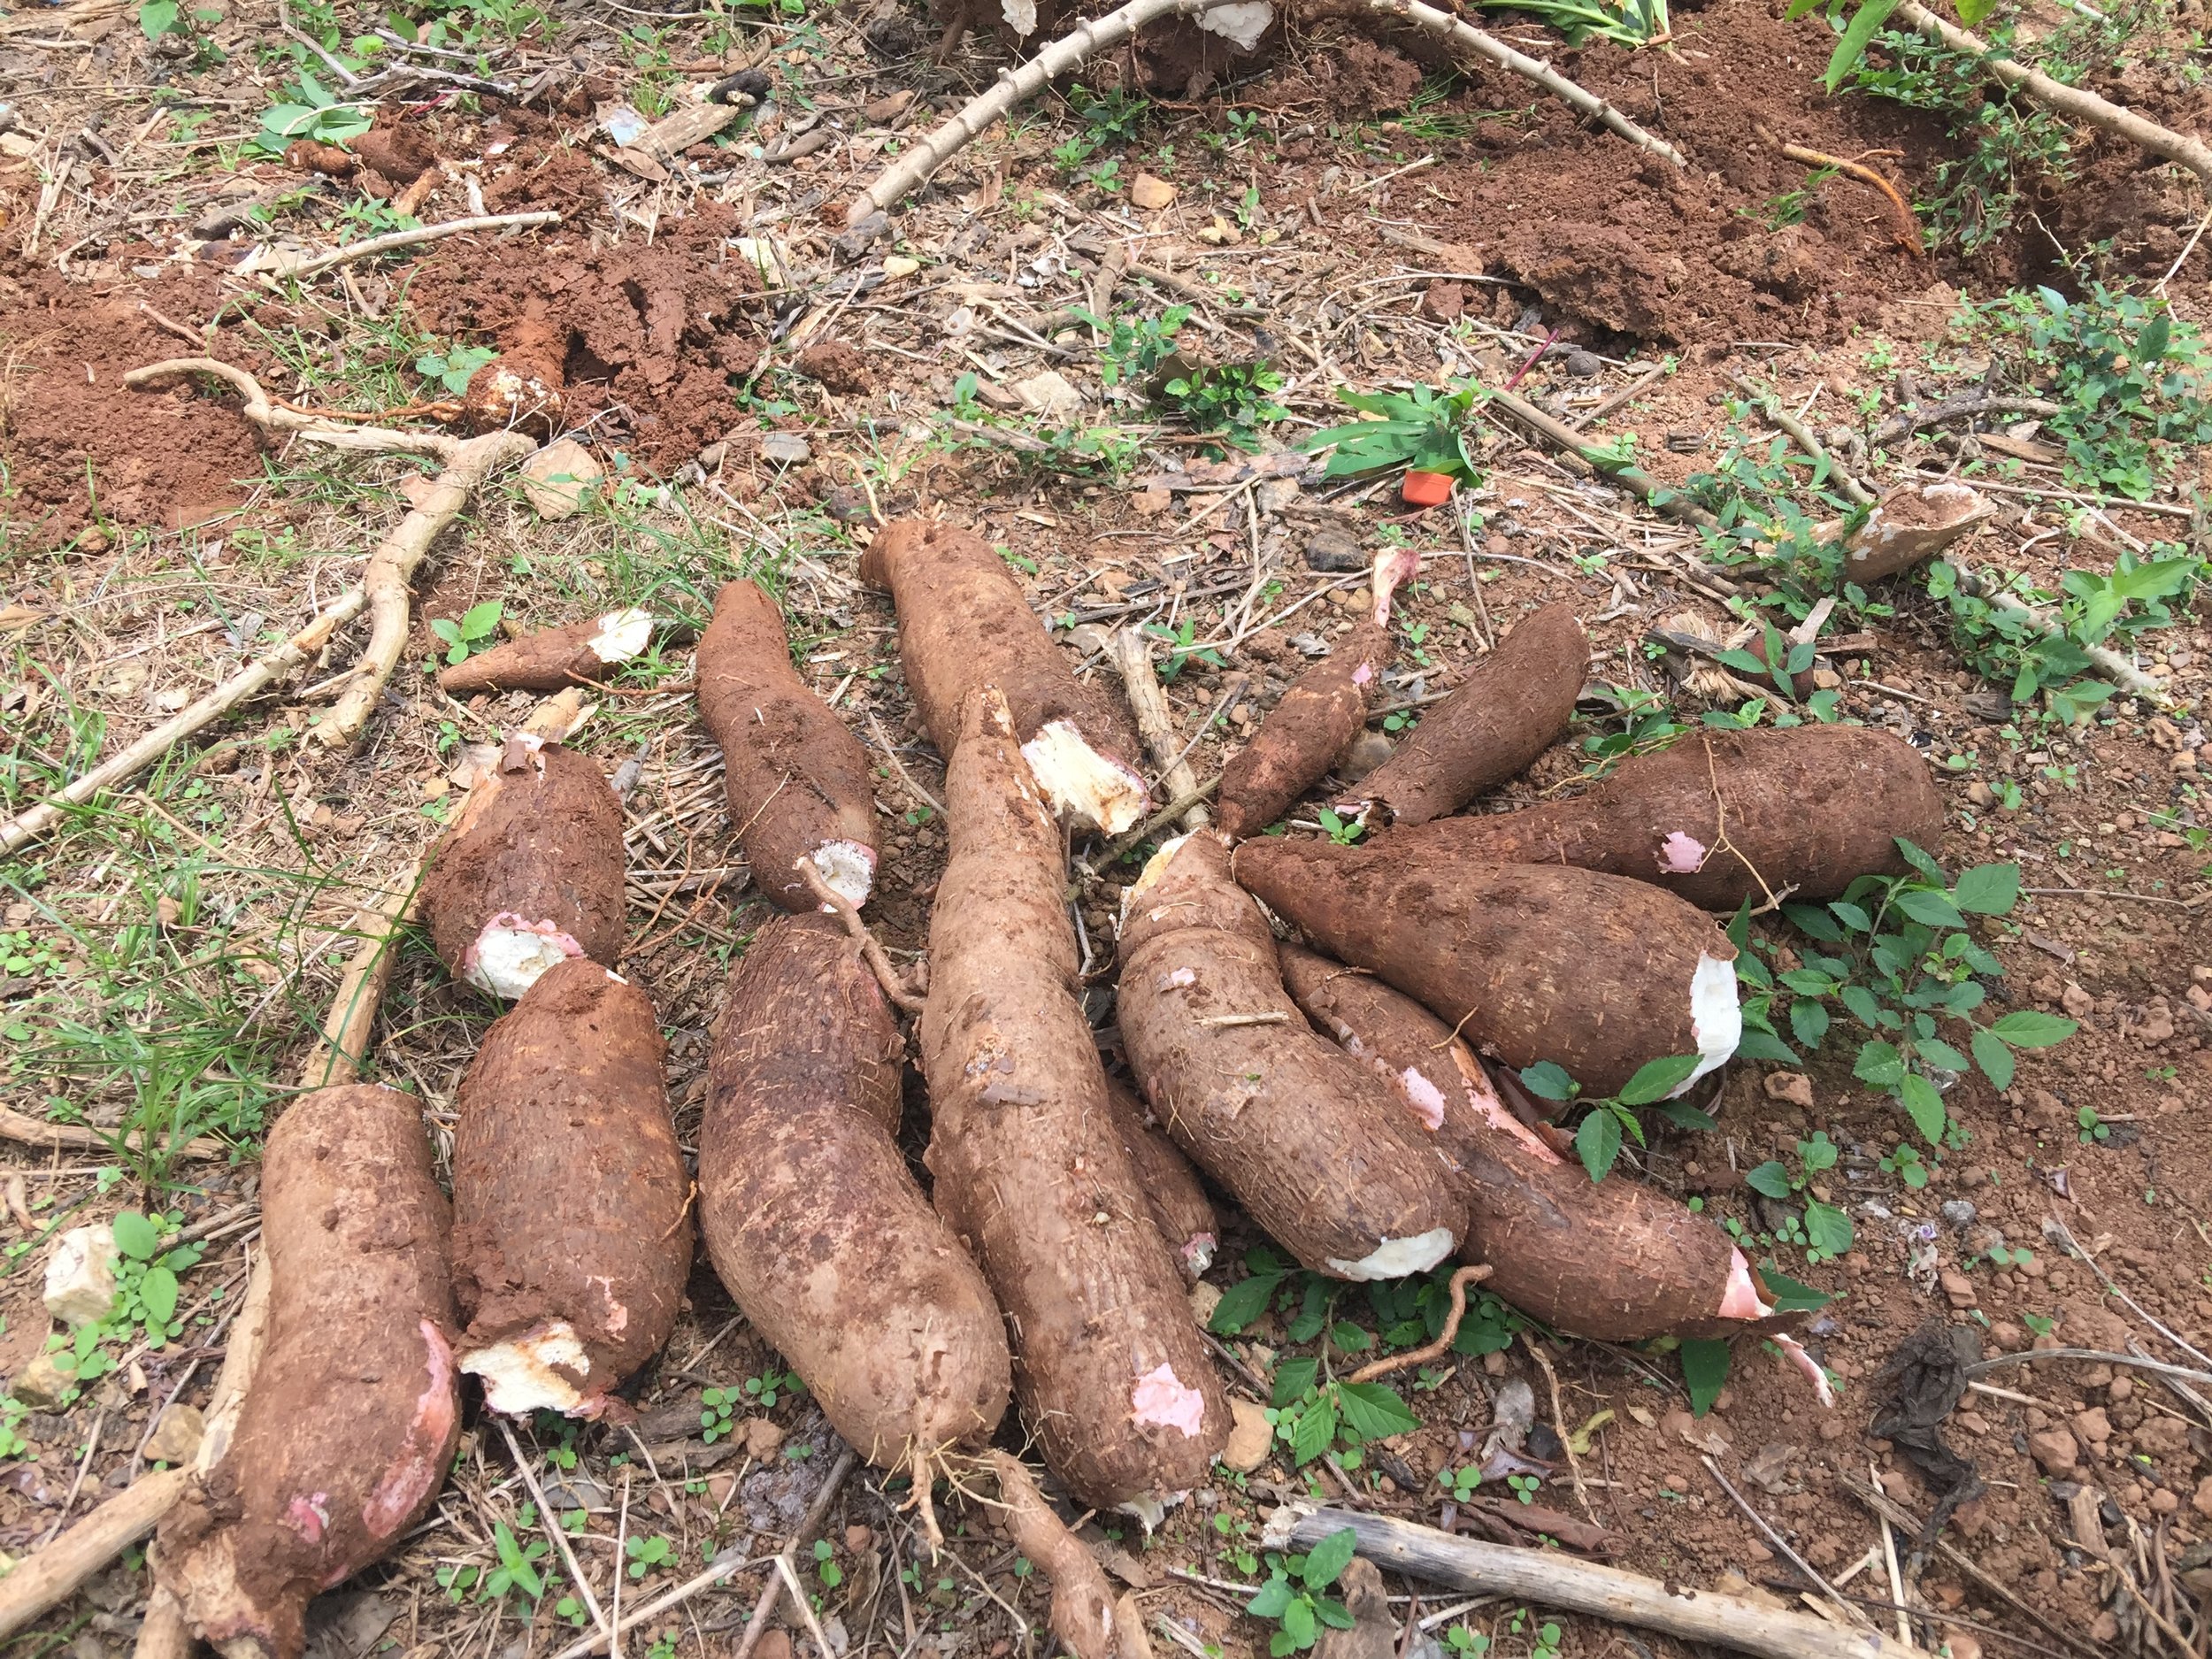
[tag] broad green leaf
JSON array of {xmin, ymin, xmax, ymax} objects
[
  {"xmin": 1805, "ymin": 1202, "xmax": 1854, "ymax": 1257},
  {"xmin": 112, "ymin": 1210, "xmax": 159, "ymax": 1261},
  {"xmin": 1289, "ymin": 1395, "xmax": 1337, "ymax": 1466},
  {"xmin": 1746, "ymin": 1162, "xmax": 1792, "ymax": 1199},
  {"xmin": 141, "ymin": 1264, "xmax": 179, "ymax": 1325},
  {"xmin": 459, "ymin": 600, "xmax": 503, "ymax": 639},
  {"xmin": 1655, "ymin": 1098, "xmax": 1718, "ymax": 1132},
  {"xmin": 1951, "ymin": 863, "xmax": 2020, "ymax": 915},
  {"xmin": 1725, "ymin": 897, "xmax": 1753, "ymax": 949},
  {"xmin": 1778, "ymin": 969, "xmax": 1838, "ymax": 995},
  {"xmin": 1971, "ymin": 1026, "xmax": 2016, "ymax": 1091},
  {"xmin": 1576, "ymin": 1110, "xmax": 1622, "ymax": 1183},
  {"xmin": 1829, "ymin": 901, "xmax": 1873, "ymax": 933},
  {"xmin": 2136, "ymin": 312, "xmax": 2171, "ymax": 366},
  {"xmin": 1680, "ymin": 1337, "xmax": 1732, "ymax": 1417},
  {"xmin": 1735, "ymin": 1029, "xmax": 1800, "ymax": 1064},
  {"xmin": 1990, "ymin": 1011, "xmax": 2079, "ymax": 1048},
  {"xmin": 1273, "ymin": 1356, "xmax": 1320, "ymax": 1408},
  {"xmin": 1758, "ymin": 1266, "xmax": 1833, "ymax": 1312},
  {"xmin": 1853, "ymin": 1040, "xmax": 1904, "ymax": 1088},
  {"xmin": 1782, "ymin": 903, "xmax": 1844, "ymax": 943},
  {"xmin": 1894, "ymin": 838, "xmax": 1946, "ymax": 882},
  {"xmin": 1916, "ymin": 1037, "xmax": 1971, "ymax": 1074},
  {"xmin": 1789, "ymin": 999, "xmax": 1830, "ymax": 1048},
  {"xmin": 429, "ymin": 618, "xmax": 463, "ymax": 645},
  {"xmin": 139, "ymin": 0, "xmax": 179, "ymax": 39},
  {"xmin": 1954, "ymin": 0, "xmax": 1997, "ymax": 21},
  {"xmin": 1899, "ymin": 1072, "xmax": 1947, "ymax": 1143},
  {"xmin": 1209, "ymin": 1271, "xmax": 1284, "ymax": 1333},
  {"xmin": 1784, "ymin": 0, "xmax": 1824, "ymax": 14},
  {"xmin": 1519, "ymin": 1061, "xmax": 1578, "ymax": 1102},
  {"xmin": 1894, "ymin": 888, "xmax": 1966, "ymax": 929},
  {"xmin": 1336, "ymin": 1383, "xmax": 1419, "ymax": 1442},
  {"xmin": 1315, "ymin": 1597, "xmax": 1357, "ymax": 1630},
  {"xmin": 1618, "ymin": 1053, "xmax": 1701, "ymax": 1106},
  {"xmin": 1302, "ymin": 1527, "xmax": 1359, "ymax": 1590},
  {"xmin": 1823, "ymin": 0, "xmax": 1903, "ymax": 90},
  {"xmin": 1281, "ymin": 1596, "xmax": 1317, "ymax": 1647},
  {"xmin": 1246, "ymin": 1578, "xmax": 1294, "ymax": 1618}
]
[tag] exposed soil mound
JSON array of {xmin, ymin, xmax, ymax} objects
[
  {"xmin": 406, "ymin": 201, "xmax": 765, "ymax": 470},
  {"xmin": 0, "ymin": 264, "xmax": 265, "ymax": 545}
]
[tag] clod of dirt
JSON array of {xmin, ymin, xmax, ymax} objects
[
  {"xmin": 353, "ymin": 120, "xmax": 440, "ymax": 186},
  {"xmin": 793, "ymin": 340, "xmax": 872, "ymax": 395},
  {"xmin": 408, "ymin": 202, "xmax": 764, "ymax": 468},
  {"xmin": 1870, "ymin": 1318, "xmax": 1985, "ymax": 1535},
  {"xmin": 1712, "ymin": 224, "xmax": 1832, "ymax": 303},
  {"xmin": 1494, "ymin": 222, "xmax": 1692, "ymax": 344}
]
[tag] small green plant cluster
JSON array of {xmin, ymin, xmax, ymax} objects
[
  {"xmin": 1145, "ymin": 617, "xmax": 1225, "ymax": 680},
  {"xmin": 1731, "ymin": 840, "xmax": 2077, "ymax": 1145},
  {"xmin": 1303, "ymin": 383, "xmax": 1486, "ymax": 488},
  {"xmin": 943, "ymin": 376, "xmax": 1143, "ymax": 480},
  {"xmin": 1738, "ymin": 165, "xmax": 1839, "ymax": 232},
  {"xmin": 1476, "ymin": 0, "xmax": 1668, "ymax": 47},
  {"xmin": 1929, "ymin": 545, "xmax": 2200, "ymax": 722},
  {"xmin": 699, "ymin": 1386, "xmax": 740, "ymax": 1442},
  {"xmin": 1244, "ymin": 1528, "xmax": 1359, "ymax": 1655},
  {"xmin": 1049, "ymin": 84, "xmax": 1150, "ymax": 186},
  {"xmin": 430, "ymin": 601, "xmax": 503, "ymax": 667},
  {"xmin": 1157, "ymin": 360, "xmax": 1286, "ymax": 451},
  {"xmin": 626, "ymin": 1534, "xmax": 674, "ymax": 1579},
  {"xmin": 1517, "ymin": 1054, "xmax": 1717, "ymax": 1183},
  {"xmin": 46, "ymin": 1211, "xmax": 204, "ymax": 1393},
  {"xmin": 1666, "ymin": 420, "xmax": 1873, "ymax": 619},
  {"xmin": 250, "ymin": 72, "xmax": 371, "ymax": 155},
  {"xmin": 440, "ymin": 1514, "xmax": 549, "ymax": 1608},
  {"xmin": 1579, "ymin": 685, "xmax": 1691, "ymax": 776},
  {"xmin": 1745, "ymin": 1133, "xmax": 1855, "ymax": 1264},
  {"xmin": 1967, "ymin": 284, "xmax": 2212, "ymax": 499},
  {"xmin": 418, "ymin": 343, "xmax": 498, "ymax": 395},
  {"xmin": 743, "ymin": 1366, "xmax": 803, "ymax": 1409},
  {"xmin": 1085, "ymin": 304, "xmax": 1195, "ymax": 393}
]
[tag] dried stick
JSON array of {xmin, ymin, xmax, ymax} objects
[
  {"xmin": 277, "ymin": 210, "xmax": 561, "ymax": 280},
  {"xmin": 0, "ymin": 590, "xmax": 366, "ymax": 855},
  {"xmin": 1898, "ymin": 1, "xmax": 2212, "ymax": 187},
  {"xmin": 1109, "ymin": 627, "xmax": 1210, "ymax": 830},
  {"xmin": 710, "ymin": 1448, "xmax": 859, "ymax": 1659},
  {"xmin": 1262, "ymin": 1506, "xmax": 1900, "ymax": 1659},
  {"xmin": 1732, "ymin": 376, "xmax": 1877, "ymax": 506},
  {"xmin": 1347, "ymin": 1264, "xmax": 1493, "ymax": 1384},
  {"xmin": 1363, "ymin": 0, "xmax": 1687, "ymax": 168},
  {"xmin": 795, "ymin": 857, "xmax": 926, "ymax": 1014},
  {"xmin": 1701, "ymin": 1455, "xmax": 1878, "ymax": 1633},
  {"xmin": 295, "ymin": 855, "xmax": 432, "ymax": 1090},
  {"xmin": 0, "ymin": 1104, "xmax": 229, "ymax": 1162}
]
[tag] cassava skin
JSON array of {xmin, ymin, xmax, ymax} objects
[
  {"xmin": 1279, "ymin": 945, "xmax": 1797, "ymax": 1342},
  {"xmin": 1214, "ymin": 620, "xmax": 1394, "ymax": 841},
  {"xmin": 695, "ymin": 578, "xmax": 880, "ymax": 911},
  {"xmin": 436, "ymin": 608, "xmax": 655, "ymax": 695},
  {"xmin": 1116, "ymin": 831, "xmax": 1464, "ymax": 1281},
  {"xmin": 863, "ymin": 519, "xmax": 1149, "ymax": 833},
  {"xmin": 1377, "ymin": 726, "xmax": 1943, "ymax": 910},
  {"xmin": 420, "ymin": 741, "xmax": 626, "ymax": 1000},
  {"xmin": 157, "ymin": 1086, "xmax": 459, "ymax": 1659},
  {"xmin": 700, "ymin": 910, "xmax": 1010, "ymax": 1468},
  {"xmin": 1233, "ymin": 840, "xmax": 1741, "ymax": 1099},
  {"xmin": 920, "ymin": 687, "xmax": 1227, "ymax": 1509},
  {"xmin": 1104, "ymin": 1079, "xmax": 1218, "ymax": 1285},
  {"xmin": 1342, "ymin": 602, "xmax": 1587, "ymax": 826},
  {"xmin": 449, "ymin": 957, "xmax": 692, "ymax": 1417}
]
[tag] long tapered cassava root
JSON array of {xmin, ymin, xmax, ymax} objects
[
  {"xmin": 120, "ymin": 357, "xmax": 534, "ymax": 749},
  {"xmin": 1263, "ymin": 1507, "xmax": 1902, "ymax": 1659},
  {"xmin": 1896, "ymin": 0, "xmax": 2212, "ymax": 187},
  {"xmin": 848, "ymin": 0, "xmax": 1682, "ymax": 223},
  {"xmin": 988, "ymin": 1452, "xmax": 1155, "ymax": 1659}
]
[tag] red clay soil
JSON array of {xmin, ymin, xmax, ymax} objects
[
  {"xmin": 0, "ymin": 262, "xmax": 266, "ymax": 544},
  {"xmin": 405, "ymin": 198, "xmax": 766, "ymax": 470}
]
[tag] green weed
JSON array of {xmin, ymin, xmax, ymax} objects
[
  {"xmin": 1244, "ymin": 1529, "xmax": 1359, "ymax": 1655},
  {"xmin": 1517, "ymin": 1056, "xmax": 1716, "ymax": 1183}
]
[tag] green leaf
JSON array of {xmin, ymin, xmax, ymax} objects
[
  {"xmin": 1899, "ymin": 1071, "xmax": 1947, "ymax": 1142},
  {"xmin": 1302, "ymin": 1527, "xmax": 1359, "ymax": 1591},
  {"xmin": 1281, "ymin": 1595, "xmax": 1317, "ymax": 1648},
  {"xmin": 1829, "ymin": 901, "xmax": 1873, "ymax": 933},
  {"xmin": 1734, "ymin": 1029, "xmax": 1801, "ymax": 1064},
  {"xmin": 138, "ymin": 0, "xmax": 180, "ymax": 39},
  {"xmin": 459, "ymin": 600, "xmax": 503, "ymax": 641},
  {"xmin": 2136, "ymin": 312, "xmax": 2171, "ymax": 366},
  {"xmin": 1782, "ymin": 903, "xmax": 1844, "ymax": 943},
  {"xmin": 1289, "ymin": 1396, "xmax": 1337, "ymax": 1466},
  {"xmin": 1246, "ymin": 1578, "xmax": 1294, "ymax": 1618},
  {"xmin": 1951, "ymin": 863, "xmax": 2020, "ymax": 916},
  {"xmin": 1617, "ymin": 1054, "xmax": 1701, "ymax": 1106},
  {"xmin": 1894, "ymin": 888, "xmax": 1967, "ymax": 929},
  {"xmin": 1804, "ymin": 1202, "xmax": 1854, "ymax": 1257},
  {"xmin": 429, "ymin": 618, "xmax": 463, "ymax": 645},
  {"xmin": 1745, "ymin": 1162, "xmax": 1792, "ymax": 1200},
  {"xmin": 1210, "ymin": 1271, "xmax": 1285, "ymax": 1333},
  {"xmin": 1778, "ymin": 969, "xmax": 1838, "ymax": 995},
  {"xmin": 1822, "ymin": 0, "xmax": 1903, "ymax": 89},
  {"xmin": 1576, "ymin": 1110, "xmax": 1622, "ymax": 1183},
  {"xmin": 1894, "ymin": 839, "xmax": 1945, "ymax": 882},
  {"xmin": 112, "ymin": 1211, "xmax": 158, "ymax": 1261},
  {"xmin": 1916, "ymin": 1037, "xmax": 1971, "ymax": 1074},
  {"xmin": 1854, "ymin": 1040, "xmax": 1905, "ymax": 1088},
  {"xmin": 140, "ymin": 1264, "xmax": 180, "ymax": 1325},
  {"xmin": 1315, "ymin": 1596, "xmax": 1357, "ymax": 1630},
  {"xmin": 1655, "ymin": 1098, "xmax": 1718, "ymax": 1132},
  {"xmin": 1518, "ymin": 1061, "xmax": 1577, "ymax": 1102},
  {"xmin": 1789, "ymin": 999, "xmax": 1830, "ymax": 1048},
  {"xmin": 1273, "ymin": 1356, "xmax": 1320, "ymax": 1408},
  {"xmin": 1839, "ymin": 983, "xmax": 1883, "ymax": 1029},
  {"xmin": 1990, "ymin": 1011, "xmax": 2079, "ymax": 1048},
  {"xmin": 1679, "ymin": 1338, "xmax": 1732, "ymax": 1417},
  {"xmin": 1758, "ymin": 1266, "xmax": 1832, "ymax": 1312},
  {"xmin": 1337, "ymin": 1383, "xmax": 1419, "ymax": 1442},
  {"xmin": 1970, "ymin": 1026, "xmax": 2016, "ymax": 1091}
]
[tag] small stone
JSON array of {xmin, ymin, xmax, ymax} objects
[
  {"xmin": 1953, "ymin": 1410, "xmax": 1990, "ymax": 1436},
  {"xmin": 1563, "ymin": 349, "xmax": 1602, "ymax": 378},
  {"xmin": 1939, "ymin": 1199, "xmax": 1977, "ymax": 1229},
  {"xmin": 1939, "ymin": 1270, "xmax": 1977, "ymax": 1309},
  {"xmin": 1187, "ymin": 1280, "xmax": 1221, "ymax": 1325},
  {"xmin": 143, "ymin": 1403, "xmax": 205, "ymax": 1466},
  {"xmin": 45, "ymin": 1226, "xmax": 118, "ymax": 1327},
  {"xmin": 743, "ymin": 1417, "xmax": 787, "ymax": 1459},
  {"xmin": 2193, "ymin": 1476, "xmax": 2212, "ymax": 1519},
  {"xmin": 2027, "ymin": 1426, "xmax": 2079, "ymax": 1476},
  {"xmin": 2152, "ymin": 1487, "xmax": 2180, "ymax": 1515},
  {"xmin": 1255, "ymin": 476, "xmax": 1300, "ymax": 513},
  {"xmin": 1129, "ymin": 487, "xmax": 1172, "ymax": 517},
  {"xmin": 879, "ymin": 255, "xmax": 921, "ymax": 279},
  {"xmin": 844, "ymin": 1524, "xmax": 873, "ymax": 1553},
  {"xmin": 1763, "ymin": 1071, "xmax": 1815, "ymax": 1109},
  {"xmin": 760, "ymin": 432, "xmax": 812, "ymax": 466},
  {"xmin": 1222, "ymin": 1396, "xmax": 1273, "ymax": 1472},
  {"xmin": 1013, "ymin": 368, "xmax": 1084, "ymax": 419},
  {"xmin": 1338, "ymin": 730, "xmax": 1394, "ymax": 783},
  {"xmin": 2061, "ymin": 981, "xmax": 2094, "ymax": 1018},
  {"xmin": 1966, "ymin": 780, "xmax": 1995, "ymax": 808},
  {"xmin": 832, "ymin": 211, "xmax": 888, "ymax": 263},
  {"xmin": 2072, "ymin": 1407, "xmax": 2111, "ymax": 1446},
  {"xmin": 1945, "ymin": 1636, "xmax": 1983, "ymax": 1659},
  {"xmin": 1418, "ymin": 280, "xmax": 1466, "ymax": 324},
  {"xmin": 12, "ymin": 1348, "xmax": 73, "ymax": 1409},
  {"xmin": 1130, "ymin": 173, "xmax": 1177, "ymax": 211},
  {"xmin": 1303, "ymin": 524, "xmax": 1367, "ymax": 572},
  {"xmin": 518, "ymin": 438, "xmax": 604, "ymax": 520}
]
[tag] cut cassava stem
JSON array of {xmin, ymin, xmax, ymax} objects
[
  {"xmin": 1117, "ymin": 832, "xmax": 1464, "ymax": 1280},
  {"xmin": 1109, "ymin": 626, "xmax": 1210, "ymax": 831},
  {"xmin": 695, "ymin": 578, "xmax": 881, "ymax": 910},
  {"xmin": 120, "ymin": 357, "xmax": 534, "ymax": 751},
  {"xmin": 699, "ymin": 910, "xmax": 1010, "ymax": 1469},
  {"xmin": 849, "ymin": 0, "xmax": 1682, "ymax": 223},
  {"xmin": 449, "ymin": 957, "xmax": 692, "ymax": 1417},
  {"xmin": 919, "ymin": 687, "xmax": 1228, "ymax": 1509},
  {"xmin": 157, "ymin": 1086, "xmax": 460, "ymax": 1659}
]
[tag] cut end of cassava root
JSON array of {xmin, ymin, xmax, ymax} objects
[
  {"xmin": 1020, "ymin": 719, "xmax": 1149, "ymax": 833},
  {"xmin": 807, "ymin": 840, "xmax": 879, "ymax": 909},
  {"xmin": 457, "ymin": 1320, "xmax": 603, "ymax": 1417},
  {"xmin": 1325, "ymin": 1227, "xmax": 1458, "ymax": 1281},
  {"xmin": 459, "ymin": 913, "xmax": 588, "ymax": 1000}
]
